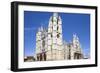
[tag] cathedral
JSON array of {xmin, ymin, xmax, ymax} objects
[{"xmin": 35, "ymin": 13, "xmax": 83, "ymax": 61}]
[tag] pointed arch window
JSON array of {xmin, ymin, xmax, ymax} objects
[
  {"xmin": 57, "ymin": 26, "xmax": 59, "ymax": 31},
  {"xmin": 57, "ymin": 33, "xmax": 59, "ymax": 38},
  {"xmin": 51, "ymin": 34, "xmax": 52, "ymax": 37}
]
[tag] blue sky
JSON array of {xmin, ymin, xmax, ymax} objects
[{"xmin": 24, "ymin": 11, "xmax": 90, "ymax": 58}]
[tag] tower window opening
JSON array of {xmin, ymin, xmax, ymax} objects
[
  {"xmin": 57, "ymin": 34, "xmax": 59, "ymax": 38},
  {"xmin": 51, "ymin": 34, "xmax": 52, "ymax": 37},
  {"xmin": 57, "ymin": 26, "xmax": 59, "ymax": 30}
]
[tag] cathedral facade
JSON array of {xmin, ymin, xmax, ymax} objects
[{"xmin": 35, "ymin": 13, "xmax": 83, "ymax": 61}]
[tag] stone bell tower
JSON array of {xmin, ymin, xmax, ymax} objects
[
  {"xmin": 46, "ymin": 13, "xmax": 64, "ymax": 60},
  {"xmin": 70, "ymin": 34, "xmax": 83, "ymax": 59}
]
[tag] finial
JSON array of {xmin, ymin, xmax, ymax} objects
[{"xmin": 53, "ymin": 12, "xmax": 58, "ymax": 18}]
